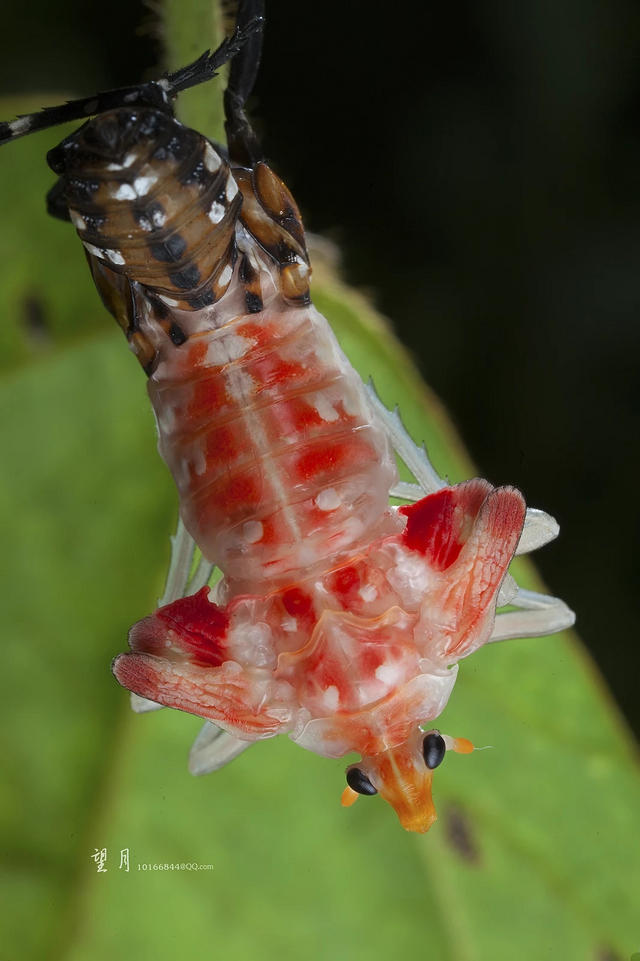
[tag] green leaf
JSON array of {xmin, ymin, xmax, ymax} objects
[
  {"xmin": 0, "ymin": 98, "xmax": 110, "ymax": 374},
  {"xmin": 0, "ymin": 44, "xmax": 638, "ymax": 961}
]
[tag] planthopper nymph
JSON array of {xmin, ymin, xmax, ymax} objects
[{"xmin": 0, "ymin": 0, "xmax": 575, "ymax": 832}]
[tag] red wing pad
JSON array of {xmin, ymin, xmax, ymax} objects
[
  {"xmin": 400, "ymin": 481, "xmax": 526, "ymax": 661},
  {"xmin": 113, "ymin": 586, "xmax": 295, "ymax": 737},
  {"xmin": 112, "ymin": 652, "xmax": 293, "ymax": 737},
  {"xmin": 128, "ymin": 586, "xmax": 229, "ymax": 668}
]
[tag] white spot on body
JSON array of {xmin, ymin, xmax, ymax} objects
[
  {"xmin": 138, "ymin": 216, "xmax": 152, "ymax": 232},
  {"xmin": 243, "ymin": 521, "xmax": 264, "ymax": 544},
  {"xmin": 227, "ymin": 367, "xmax": 256, "ymax": 397},
  {"xmin": 312, "ymin": 394, "xmax": 339, "ymax": 422},
  {"xmin": 190, "ymin": 444, "xmax": 207, "ymax": 477},
  {"xmin": 218, "ymin": 264, "xmax": 233, "ymax": 288},
  {"xmin": 294, "ymin": 256, "xmax": 310, "ymax": 278},
  {"xmin": 342, "ymin": 385, "xmax": 362, "ymax": 417},
  {"xmin": 206, "ymin": 332, "xmax": 253, "ymax": 366},
  {"xmin": 208, "ymin": 201, "xmax": 226, "ymax": 224},
  {"xmin": 107, "ymin": 156, "xmax": 137, "ymax": 173},
  {"xmin": 159, "ymin": 294, "xmax": 180, "ymax": 307},
  {"xmin": 114, "ymin": 183, "xmax": 136, "ymax": 201},
  {"xmin": 9, "ymin": 117, "xmax": 31, "ymax": 136},
  {"xmin": 225, "ymin": 176, "xmax": 239, "ymax": 202},
  {"xmin": 69, "ymin": 209, "xmax": 86, "ymax": 231},
  {"xmin": 151, "ymin": 208, "xmax": 166, "ymax": 228},
  {"xmin": 229, "ymin": 621, "xmax": 275, "ymax": 669},
  {"xmin": 133, "ymin": 173, "xmax": 158, "ymax": 196},
  {"xmin": 359, "ymin": 584, "xmax": 378, "ymax": 602},
  {"xmin": 82, "ymin": 242, "xmax": 104, "ymax": 259},
  {"xmin": 203, "ymin": 143, "xmax": 222, "ymax": 173},
  {"xmin": 315, "ymin": 488, "xmax": 341, "ymax": 512},
  {"xmin": 156, "ymin": 402, "xmax": 177, "ymax": 434},
  {"xmin": 105, "ymin": 249, "xmax": 125, "ymax": 266},
  {"xmin": 375, "ymin": 662, "xmax": 403, "ymax": 687},
  {"xmin": 156, "ymin": 78, "xmax": 171, "ymax": 92},
  {"xmin": 386, "ymin": 547, "xmax": 432, "ymax": 604},
  {"xmin": 321, "ymin": 686, "xmax": 340, "ymax": 712}
]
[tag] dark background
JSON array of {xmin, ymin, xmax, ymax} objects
[{"xmin": 1, "ymin": 0, "xmax": 638, "ymax": 734}]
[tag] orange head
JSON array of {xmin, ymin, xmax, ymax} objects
[{"xmin": 341, "ymin": 729, "xmax": 474, "ymax": 833}]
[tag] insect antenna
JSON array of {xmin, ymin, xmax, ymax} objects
[
  {"xmin": 223, "ymin": 0, "xmax": 266, "ymax": 165},
  {"xmin": 0, "ymin": 15, "xmax": 264, "ymax": 149}
]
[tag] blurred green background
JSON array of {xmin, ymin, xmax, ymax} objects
[{"xmin": 0, "ymin": 2, "xmax": 638, "ymax": 959}]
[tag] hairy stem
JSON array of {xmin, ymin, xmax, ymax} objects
[{"xmin": 160, "ymin": 0, "xmax": 228, "ymax": 140}]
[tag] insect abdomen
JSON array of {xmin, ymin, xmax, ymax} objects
[{"xmin": 147, "ymin": 297, "xmax": 398, "ymax": 589}]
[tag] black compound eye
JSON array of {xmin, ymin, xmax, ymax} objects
[
  {"xmin": 346, "ymin": 767, "xmax": 377, "ymax": 796},
  {"xmin": 422, "ymin": 731, "xmax": 446, "ymax": 770}
]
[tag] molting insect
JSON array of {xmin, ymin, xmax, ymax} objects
[{"xmin": 1, "ymin": 1, "xmax": 574, "ymax": 832}]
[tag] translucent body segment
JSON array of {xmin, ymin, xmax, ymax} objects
[{"xmin": 144, "ymin": 288, "xmax": 398, "ymax": 588}]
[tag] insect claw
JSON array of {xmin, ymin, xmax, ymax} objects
[
  {"xmin": 189, "ymin": 721, "xmax": 253, "ymax": 775},
  {"xmin": 129, "ymin": 692, "xmax": 164, "ymax": 714},
  {"xmin": 516, "ymin": 507, "xmax": 560, "ymax": 555},
  {"xmin": 159, "ymin": 517, "xmax": 197, "ymax": 607},
  {"xmin": 497, "ymin": 572, "xmax": 519, "ymax": 607},
  {"xmin": 489, "ymin": 588, "xmax": 576, "ymax": 642}
]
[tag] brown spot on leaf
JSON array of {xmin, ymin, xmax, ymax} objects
[
  {"xmin": 21, "ymin": 294, "xmax": 51, "ymax": 347},
  {"xmin": 595, "ymin": 948, "xmax": 623, "ymax": 961},
  {"xmin": 444, "ymin": 806, "xmax": 480, "ymax": 864}
]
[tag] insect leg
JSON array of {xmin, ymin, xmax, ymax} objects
[
  {"xmin": 224, "ymin": 0, "xmax": 266, "ymax": 164},
  {"xmin": 366, "ymin": 379, "xmax": 446, "ymax": 495},
  {"xmin": 514, "ymin": 508, "xmax": 560, "ymax": 555},
  {"xmin": 370, "ymin": 381, "xmax": 562, "ymax": 554},
  {"xmin": 129, "ymin": 516, "xmax": 198, "ymax": 714},
  {"xmin": 188, "ymin": 721, "xmax": 253, "ymax": 775},
  {"xmin": 130, "ymin": 517, "xmax": 216, "ymax": 714},
  {"xmin": 0, "ymin": 17, "xmax": 263, "ymax": 148},
  {"xmin": 489, "ymin": 588, "xmax": 575, "ymax": 642},
  {"xmin": 163, "ymin": 13, "xmax": 265, "ymax": 98},
  {"xmin": 0, "ymin": 81, "xmax": 174, "ymax": 149}
]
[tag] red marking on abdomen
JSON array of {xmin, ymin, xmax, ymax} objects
[
  {"xmin": 327, "ymin": 564, "xmax": 361, "ymax": 602},
  {"xmin": 195, "ymin": 468, "xmax": 265, "ymax": 520},
  {"xmin": 294, "ymin": 434, "xmax": 376, "ymax": 484},
  {"xmin": 186, "ymin": 376, "xmax": 231, "ymax": 424},
  {"xmin": 248, "ymin": 354, "xmax": 306, "ymax": 391},
  {"xmin": 148, "ymin": 304, "xmax": 396, "ymax": 585},
  {"xmin": 266, "ymin": 396, "xmax": 328, "ymax": 438},
  {"xmin": 198, "ymin": 420, "xmax": 251, "ymax": 477}
]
